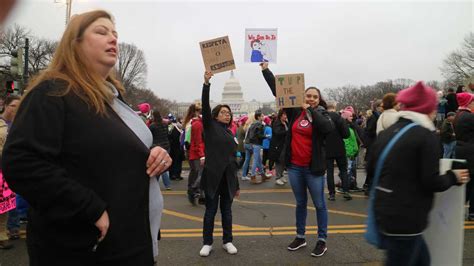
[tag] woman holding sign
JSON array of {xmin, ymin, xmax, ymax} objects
[
  {"xmin": 199, "ymin": 71, "xmax": 240, "ymax": 257},
  {"xmin": 260, "ymin": 63, "xmax": 334, "ymax": 257}
]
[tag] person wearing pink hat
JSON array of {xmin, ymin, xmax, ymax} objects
[
  {"xmin": 366, "ymin": 81, "xmax": 470, "ymax": 265},
  {"xmin": 138, "ymin": 102, "xmax": 152, "ymax": 126},
  {"xmin": 261, "ymin": 63, "xmax": 334, "ymax": 257},
  {"xmin": 454, "ymin": 92, "xmax": 474, "ymax": 221}
]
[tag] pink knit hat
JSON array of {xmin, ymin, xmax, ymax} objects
[
  {"xmin": 138, "ymin": 103, "xmax": 151, "ymax": 114},
  {"xmin": 341, "ymin": 106, "xmax": 353, "ymax": 120},
  {"xmin": 263, "ymin": 116, "xmax": 272, "ymax": 125},
  {"xmin": 456, "ymin": 92, "xmax": 474, "ymax": 108},
  {"xmin": 344, "ymin": 106, "xmax": 355, "ymax": 114},
  {"xmin": 396, "ymin": 81, "xmax": 437, "ymax": 115}
]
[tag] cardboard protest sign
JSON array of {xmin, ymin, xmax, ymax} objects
[
  {"xmin": 244, "ymin": 28, "xmax": 278, "ymax": 63},
  {"xmin": 424, "ymin": 159, "xmax": 466, "ymax": 266},
  {"xmin": 200, "ymin": 36, "xmax": 236, "ymax": 74},
  {"xmin": 275, "ymin": 74, "xmax": 305, "ymax": 108}
]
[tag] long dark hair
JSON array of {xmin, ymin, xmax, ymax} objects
[
  {"xmin": 277, "ymin": 108, "xmax": 286, "ymax": 120},
  {"xmin": 152, "ymin": 109, "xmax": 162, "ymax": 124},
  {"xmin": 183, "ymin": 103, "xmax": 198, "ymax": 127},
  {"xmin": 305, "ymin": 87, "xmax": 327, "ymax": 109},
  {"xmin": 211, "ymin": 104, "xmax": 233, "ymax": 126}
]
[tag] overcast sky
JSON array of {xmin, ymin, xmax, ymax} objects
[{"xmin": 4, "ymin": 0, "xmax": 473, "ymax": 102}]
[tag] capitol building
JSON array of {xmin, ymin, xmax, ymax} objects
[{"xmin": 170, "ymin": 71, "xmax": 277, "ymax": 118}]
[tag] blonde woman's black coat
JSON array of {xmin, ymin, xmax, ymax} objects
[{"xmin": 2, "ymin": 80, "xmax": 154, "ymax": 265}]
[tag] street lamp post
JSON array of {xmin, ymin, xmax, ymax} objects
[
  {"xmin": 55, "ymin": 0, "xmax": 73, "ymax": 26},
  {"xmin": 65, "ymin": 0, "xmax": 72, "ymax": 25}
]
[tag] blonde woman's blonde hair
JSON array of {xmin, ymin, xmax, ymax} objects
[
  {"xmin": 25, "ymin": 10, "xmax": 125, "ymax": 115},
  {"xmin": 243, "ymin": 112, "xmax": 256, "ymax": 131}
]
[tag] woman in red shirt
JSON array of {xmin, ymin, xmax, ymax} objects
[{"xmin": 261, "ymin": 63, "xmax": 334, "ymax": 258}]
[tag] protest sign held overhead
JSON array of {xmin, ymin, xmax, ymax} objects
[
  {"xmin": 244, "ymin": 28, "xmax": 278, "ymax": 63},
  {"xmin": 275, "ymin": 73, "xmax": 305, "ymax": 108},
  {"xmin": 200, "ymin": 36, "xmax": 236, "ymax": 74}
]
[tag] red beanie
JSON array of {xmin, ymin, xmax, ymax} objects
[
  {"xmin": 396, "ymin": 81, "xmax": 437, "ymax": 115},
  {"xmin": 456, "ymin": 92, "xmax": 474, "ymax": 108}
]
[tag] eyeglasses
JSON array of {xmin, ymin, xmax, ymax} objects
[{"xmin": 219, "ymin": 111, "xmax": 232, "ymax": 116}]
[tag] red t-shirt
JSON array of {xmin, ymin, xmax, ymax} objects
[{"xmin": 291, "ymin": 112, "xmax": 313, "ymax": 166}]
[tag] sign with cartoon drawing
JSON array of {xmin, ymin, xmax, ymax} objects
[
  {"xmin": 244, "ymin": 28, "xmax": 278, "ymax": 63},
  {"xmin": 200, "ymin": 36, "xmax": 236, "ymax": 74},
  {"xmin": 275, "ymin": 73, "xmax": 305, "ymax": 108}
]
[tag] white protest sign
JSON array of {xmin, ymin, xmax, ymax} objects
[
  {"xmin": 244, "ymin": 28, "xmax": 277, "ymax": 63},
  {"xmin": 424, "ymin": 159, "xmax": 466, "ymax": 266}
]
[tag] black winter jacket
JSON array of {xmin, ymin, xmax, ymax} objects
[
  {"xmin": 200, "ymin": 83, "xmax": 239, "ymax": 199},
  {"xmin": 268, "ymin": 119, "xmax": 288, "ymax": 162},
  {"xmin": 454, "ymin": 109, "xmax": 474, "ymax": 180},
  {"xmin": 367, "ymin": 118, "xmax": 458, "ymax": 235},
  {"xmin": 262, "ymin": 68, "xmax": 334, "ymax": 175},
  {"xmin": 325, "ymin": 111, "xmax": 350, "ymax": 158},
  {"xmin": 3, "ymin": 80, "xmax": 154, "ymax": 265},
  {"xmin": 150, "ymin": 122, "xmax": 171, "ymax": 152}
]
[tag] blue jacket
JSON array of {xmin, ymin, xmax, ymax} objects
[{"xmin": 262, "ymin": 125, "xmax": 272, "ymax": 150}]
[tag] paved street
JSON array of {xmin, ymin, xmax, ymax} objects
[{"xmin": 1, "ymin": 169, "xmax": 473, "ymax": 265}]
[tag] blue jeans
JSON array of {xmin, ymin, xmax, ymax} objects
[
  {"xmin": 203, "ymin": 176, "xmax": 233, "ymax": 245},
  {"xmin": 250, "ymin": 144, "xmax": 264, "ymax": 176},
  {"xmin": 16, "ymin": 194, "xmax": 29, "ymax": 219},
  {"xmin": 442, "ymin": 141, "xmax": 456, "ymax": 159},
  {"xmin": 157, "ymin": 171, "xmax": 171, "ymax": 188},
  {"xmin": 288, "ymin": 164, "xmax": 328, "ymax": 241},
  {"xmin": 7, "ymin": 208, "xmax": 20, "ymax": 232},
  {"xmin": 241, "ymin": 144, "xmax": 253, "ymax": 177},
  {"xmin": 385, "ymin": 235, "xmax": 430, "ymax": 266}
]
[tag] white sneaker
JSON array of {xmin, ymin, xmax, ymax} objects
[
  {"xmin": 276, "ymin": 179, "xmax": 285, "ymax": 186},
  {"xmin": 199, "ymin": 245, "xmax": 213, "ymax": 257},
  {"xmin": 223, "ymin": 242, "xmax": 238, "ymax": 254},
  {"xmin": 282, "ymin": 176, "xmax": 288, "ymax": 183},
  {"xmin": 241, "ymin": 176, "xmax": 251, "ymax": 181}
]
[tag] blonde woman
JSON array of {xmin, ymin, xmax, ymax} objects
[{"xmin": 2, "ymin": 10, "xmax": 170, "ymax": 264}]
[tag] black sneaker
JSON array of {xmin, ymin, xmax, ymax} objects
[
  {"xmin": 198, "ymin": 197, "xmax": 206, "ymax": 205},
  {"xmin": 187, "ymin": 193, "xmax": 196, "ymax": 206},
  {"xmin": 343, "ymin": 192, "xmax": 352, "ymax": 201},
  {"xmin": 468, "ymin": 214, "xmax": 474, "ymax": 221},
  {"xmin": 327, "ymin": 194, "xmax": 335, "ymax": 201},
  {"xmin": 311, "ymin": 240, "xmax": 327, "ymax": 257},
  {"xmin": 0, "ymin": 240, "xmax": 13, "ymax": 249},
  {"xmin": 287, "ymin": 237, "xmax": 306, "ymax": 251}
]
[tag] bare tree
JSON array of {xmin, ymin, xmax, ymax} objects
[
  {"xmin": 441, "ymin": 32, "xmax": 474, "ymax": 85},
  {"xmin": 324, "ymin": 79, "xmax": 417, "ymax": 112},
  {"xmin": 0, "ymin": 24, "xmax": 30, "ymax": 76},
  {"xmin": 0, "ymin": 24, "xmax": 57, "ymax": 79},
  {"xmin": 27, "ymin": 38, "xmax": 57, "ymax": 75},
  {"xmin": 117, "ymin": 43, "xmax": 147, "ymax": 90},
  {"xmin": 123, "ymin": 86, "xmax": 173, "ymax": 116}
]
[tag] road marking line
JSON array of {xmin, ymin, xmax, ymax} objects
[
  {"xmin": 162, "ymin": 189, "xmax": 369, "ymax": 198},
  {"xmin": 235, "ymin": 199, "xmax": 368, "ymax": 218},
  {"xmin": 161, "ymin": 224, "xmax": 367, "ymax": 233},
  {"xmin": 162, "ymin": 226, "xmax": 474, "ymax": 238},
  {"xmin": 162, "ymin": 209, "xmax": 250, "ymax": 229},
  {"xmin": 162, "ymin": 229, "xmax": 366, "ymax": 238}
]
